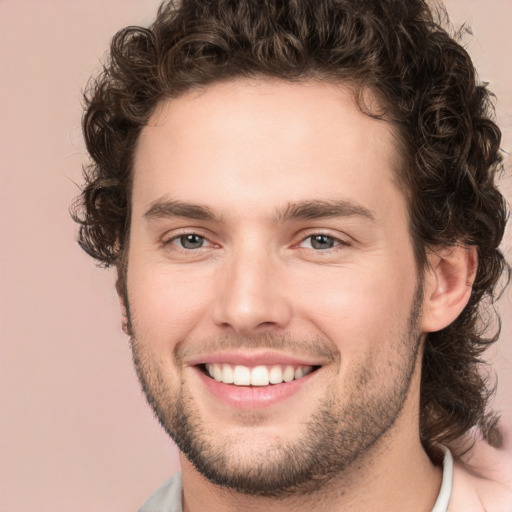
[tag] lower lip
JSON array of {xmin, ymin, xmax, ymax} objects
[{"xmin": 195, "ymin": 367, "xmax": 319, "ymax": 410}]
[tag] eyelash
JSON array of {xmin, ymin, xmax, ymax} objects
[
  {"xmin": 164, "ymin": 232, "xmax": 212, "ymax": 250},
  {"xmin": 163, "ymin": 231, "xmax": 348, "ymax": 252},
  {"xmin": 298, "ymin": 233, "xmax": 347, "ymax": 251}
]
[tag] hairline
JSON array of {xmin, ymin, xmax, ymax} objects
[{"xmin": 117, "ymin": 75, "xmax": 427, "ymax": 299}]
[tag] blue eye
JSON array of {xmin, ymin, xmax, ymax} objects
[
  {"xmin": 176, "ymin": 234, "xmax": 206, "ymax": 249},
  {"xmin": 301, "ymin": 234, "xmax": 340, "ymax": 250}
]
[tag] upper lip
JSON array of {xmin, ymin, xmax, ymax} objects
[{"xmin": 186, "ymin": 350, "xmax": 327, "ymax": 367}]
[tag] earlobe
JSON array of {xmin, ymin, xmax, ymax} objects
[
  {"xmin": 116, "ymin": 277, "xmax": 132, "ymax": 336},
  {"xmin": 118, "ymin": 298, "xmax": 131, "ymax": 336},
  {"xmin": 421, "ymin": 245, "xmax": 478, "ymax": 333},
  {"xmin": 121, "ymin": 314, "xmax": 131, "ymax": 336}
]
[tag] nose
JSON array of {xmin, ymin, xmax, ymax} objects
[{"xmin": 212, "ymin": 246, "xmax": 293, "ymax": 335}]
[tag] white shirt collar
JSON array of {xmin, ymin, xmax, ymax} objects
[{"xmin": 431, "ymin": 445, "xmax": 453, "ymax": 512}]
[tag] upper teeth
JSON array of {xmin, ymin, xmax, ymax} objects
[{"xmin": 204, "ymin": 363, "xmax": 313, "ymax": 386}]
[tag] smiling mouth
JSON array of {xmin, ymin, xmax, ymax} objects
[{"xmin": 202, "ymin": 363, "xmax": 321, "ymax": 386}]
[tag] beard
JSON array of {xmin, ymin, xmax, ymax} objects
[{"xmin": 128, "ymin": 286, "xmax": 424, "ymax": 497}]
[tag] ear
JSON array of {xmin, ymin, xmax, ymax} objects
[
  {"xmin": 421, "ymin": 245, "xmax": 478, "ymax": 333},
  {"xmin": 119, "ymin": 303, "xmax": 131, "ymax": 336},
  {"xmin": 116, "ymin": 276, "xmax": 132, "ymax": 336}
]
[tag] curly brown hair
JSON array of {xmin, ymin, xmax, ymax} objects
[{"xmin": 72, "ymin": 0, "xmax": 509, "ymax": 458}]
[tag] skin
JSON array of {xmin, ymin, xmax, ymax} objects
[{"xmin": 124, "ymin": 79, "xmax": 475, "ymax": 511}]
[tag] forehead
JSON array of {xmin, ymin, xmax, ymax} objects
[{"xmin": 132, "ymin": 79, "xmax": 405, "ymax": 221}]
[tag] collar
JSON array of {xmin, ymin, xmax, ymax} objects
[{"xmin": 431, "ymin": 445, "xmax": 453, "ymax": 512}]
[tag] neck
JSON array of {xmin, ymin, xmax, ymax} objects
[
  {"xmin": 180, "ymin": 420, "xmax": 442, "ymax": 512},
  {"xmin": 180, "ymin": 357, "xmax": 444, "ymax": 511}
]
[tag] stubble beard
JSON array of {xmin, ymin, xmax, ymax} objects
[{"xmin": 128, "ymin": 290, "xmax": 423, "ymax": 497}]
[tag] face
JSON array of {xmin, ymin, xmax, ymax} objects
[{"xmin": 126, "ymin": 79, "xmax": 424, "ymax": 495}]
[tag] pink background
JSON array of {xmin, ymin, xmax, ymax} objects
[{"xmin": 0, "ymin": 1, "xmax": 510, "ymax": 510}]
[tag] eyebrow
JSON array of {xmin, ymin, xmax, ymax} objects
[
  {"xmin": 143, "ymin": 198, "xmax": 375, "ymax": 223},
  {"xmin": 273, "ymin": 199, "xmax": 375, "ymax": 224},
  {"xmin": 144, "ymin": 198, "xmax": 220, "ymax": 221}
]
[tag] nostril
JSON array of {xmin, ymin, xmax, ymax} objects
[{"xmin": 211, "ymin": 278, "xmax": 293, "ymax": 335}]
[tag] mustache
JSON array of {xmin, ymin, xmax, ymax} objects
[{"xmin": 173, "ymin": 332, "xmax": 339, "ymax": 365}]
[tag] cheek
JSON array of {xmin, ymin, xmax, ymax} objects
[
  {"xmin": 292, "ymin": 262, "xmax": 417, "ymax": 350},
  {"xmin": 127, "ymin": 260, "xmax": 214, "ymax": 346}
]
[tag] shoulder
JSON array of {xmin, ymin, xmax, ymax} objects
[
  {"xmin": 138, "ymin": 472, "xmax": 183, "ymax": 512},
  {"xmin": 449, "ymin": 461, "xmax": 512, "ymax": 512}
]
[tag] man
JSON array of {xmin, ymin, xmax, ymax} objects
[{"xmin": 73, "ymin": 0, "xmax": 511, "ymax": 510}]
